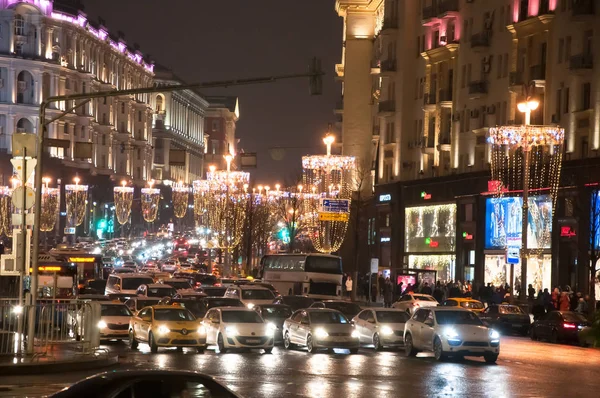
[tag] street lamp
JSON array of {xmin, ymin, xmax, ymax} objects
[{"xmin": 517, "ymin": 99, "xmax": 540, "ymax": 126}]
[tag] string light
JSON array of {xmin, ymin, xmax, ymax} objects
[
  {"xmin": 172, "ymin": 184, "xmax": 190, "ymax": 219},
  {"xmin": 65, "ymin": 184, "xmax": 88, "ymax": 227},
  {"xmin": 0, "ymin": 187, "xmax": 11, "ymax": 237},
  {"xmin": 40, "ymin": 187, "xmax": 60, "ymax": 232},
  {"xmin": 141, "ymin": 188, "xmax": 160, "ymax": 223},
  {"xmin": 113, "ymin": 185, "xmax": 134, "ymax": 225}
]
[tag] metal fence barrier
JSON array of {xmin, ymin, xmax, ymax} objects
[{"xmin": 0, "ymin": 299, "xmax": 101, "ymax": 358}]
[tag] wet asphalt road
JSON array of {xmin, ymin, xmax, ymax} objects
[{"xmin": 1, "ymin": 336, "xmax": 599, "ymax": 397}]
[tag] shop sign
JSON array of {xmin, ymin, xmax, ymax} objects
[
  {"xmin": 560, "ymin": 226, "xmax": 576, "ymax": 238},
  {"xmin": 380, "ymin": 237, "xmax": 391, "ymax": 243},
  {"xmin": 462, "ymin": 232, "xmax": 474, "ymax": 240},
  {"xmin": 420, "ymin": 191, "xmax": 432, "ymax": 200},
  {"xmin": 379, "ymin": 194, "xmax": 392, "ymax": 203}
]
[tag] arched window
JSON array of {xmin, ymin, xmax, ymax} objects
[
  {"xmin": 16, "ymin": 118, "xmax": 33, "ymax": 133},
  {"xmin": 156, "ymin": 95, "xmax": 163, "ymax": 113},
  {"xmin": 14, "ymin": 14, "xmax": 25, "ymax": 36}
]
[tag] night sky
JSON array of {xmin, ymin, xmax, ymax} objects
[{"xmin": 81, "ymin": 0, "xmax": 342, "ymax": 185}]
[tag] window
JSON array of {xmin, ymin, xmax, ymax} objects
[
  {"xmin": 80, "ymin": 126, "xmax": 85, "ymax": 137},
  {"xmin": 121, "ymin": 102, "xmax": 125, "ymax": 114},
  {"xmin": 503, "ymin": 53, "xmax": 509, "ymax": 77},
  {"xmin": 138, "ymin": 111, "xmax": 142, "ymax": 122},
  {"xmin": 155, "ymin": 95, "xmax": 163, "ymax": 112},
  {"xmin": 581, "ymin": 137, "xmax": 589, "ymax": 159},
  {"xmin": 211, "ymin": 120, "xmax": 219, "ymax": 131},
  {"xmin": 558, "ymin": 38, "xmax": 564, "ymax": 64},
  {"xmin": 499, "ymin": 6, "xmax": 504, "ymax": 32},
  {"xmin": 585, "ymin": 30, "xmax": 593, "ymax": 55},
  {"xmin": 582, "ymin": 82, "xmax": 591, "ymax": 110},
  {"xmin": 120, "ymin": 121, "xmax": 126, "ymax": 133},
  {"xmin": 101, "ymin": 154, "xmax": 106, "ymax": 167},
  {"xmin": 102, "ymin": 113, "xmax": 107, "ymax": 125},
  {"xmin": 565, "ymin": 36, "xmax": 572, "ymax": 60},
  {"xmin": 137, "ymin": 148, "xmax": 141, "ymax": 160},
  {"xmin": 466, "ymin": 64, "xmax": 472, "ymax": 84},
  {"xmin": 461, "ymin": 65, "xmax": 466, "ymax": 88},
  {"xmin": 555, "ymin": 89, "xmax": 562, "ymax": 121},
  {"xmin": 14, "ymin": 43, "xmax": 23, "ymax": 55},
  {"xmin": 102, "ymin": 134, "xmax": 106, "ymax": 146},
  {"xmin": 64, "ymin": 123, "xmax": 69, "ymax": 134},
  {"xmin": 497, "ymin": 55, "xmax": 502, "ymax": 79},
  {"xmin": 416, "ymin": 36, "xmax": 421, "ymax": 57},
  {"xmin": 14, "ymin": 14, "xmax": 24, "ymax": 36},
  {"xmin": 564, "ymin": 87, "xmax": 570, "ymax": 113}
]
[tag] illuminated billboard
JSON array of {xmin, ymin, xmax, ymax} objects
[
  {"xmin": 405, "ymin": 204, "xmax": 456, "ymax": 253},
  {"xmin": 484, "ymin": 196, "xmax": 552, "ymax": 250}
]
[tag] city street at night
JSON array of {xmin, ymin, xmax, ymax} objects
[{"xmin": 2, "ymin": 337, "xmax": 599, "ymax": 397}]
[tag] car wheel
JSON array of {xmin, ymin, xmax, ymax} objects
[
  {"xmin": 404, "ymin": 333, "xmax": 418, "ymax": 357},
  {"xmin": 217, "ymin": 334, "xmax": 227, "ymax": 354},
  {"xmin": 484, "ymin": 353, "xmax": 499, "ymax": 364},
  {"xmin": 149, "ymin": 332, "xmax": 158, "ymax": 353},
  {"xmin": 196, "ymin": 347, "xmax": 205, "ymax": 353},
  {"xmin": 306, "ymin": 334, "xmax": 316, "ymax": 354},
  {"xmin": 349, "ymin": 348, "xmax": 359, "ymax": 354},
  {"xmin": 283, "ymin": 332, "xmax": 294, "ymax": 350},
  {"xmin": 550, "ymin": 330, "xmax": 558, "ymax": 344},
  {"xmin": 530, "ymin": 327, "xmax": 538, "ymax": 341},
  {"xmin": 433, "ymin": 337, "xmax": 447, "ymax": 361},
  {"xmin": 373, "ymin": 333, "xmax": 383, "ymax": 351},
  {"xmin": 264, "ymin": 347, "xmax": 273, "ymax": 354},
  {"xmin": 129, "ymin": 330, "xmax": 138, "ymax": 350}
]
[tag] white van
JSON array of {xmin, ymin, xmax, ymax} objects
[
  {"xmin": 105, "ymin": 273, "xmax": 154, "ymax": 295},
  {"xmin": 224, "ymin": 285, "xmax": 275, "ymax": 309}
]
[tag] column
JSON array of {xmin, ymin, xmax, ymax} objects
[
  {"xmin": 9, "ymin": 20, "xmax": 14, "ymax": 53},
  {"xmin": 36, "ymin": 26, "xmax": 42, "ymax": 56},
  {"xmin": 7, "ymin": 67, "xmax": 15, "ymax": 104},
  {"xmin": 45, "ymin": 27, "xmax": 53, "ymax": 59}
]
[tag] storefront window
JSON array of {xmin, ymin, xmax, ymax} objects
[
  {"xmin": 409, "ymin": 255, "xmax": 455, "ymax": 283},
  {"xmin": 405, "ymin": 204, "xmax": 456, "ymax": 252},
  {"xmin": 484, "ymin": 254, "xmax": 551, "ymax": 292}
]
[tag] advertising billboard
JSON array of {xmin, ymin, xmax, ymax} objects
[{"xmin": 484, "ymin": 196, "xmax": 552, "ymax": 250}]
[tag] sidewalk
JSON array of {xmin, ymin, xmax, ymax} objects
[{"xmin": 0, "ymin": 346, "xmax": 118, "ymax": 375}]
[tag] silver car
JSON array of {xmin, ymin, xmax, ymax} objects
[{"xmin": 282, "ymin": 308, "xmax": 360, "ymax": 354}]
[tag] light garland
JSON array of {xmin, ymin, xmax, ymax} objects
[
  {"xmin": 172, "ymin": 186, "xmax": 190, "ymax": 219},
  {"xmin": 488, "ymin": 125, "xmax": 565, "ymax": 149},
  {"xmin": 141, "ymin": 188, "xmax": 160, "ymax": 223},
  {"xmin": 405, "ymin": 204, "xmax": 457, "ymax": 252},
  {"xmin": 65, "ymin": 184, "xmax": 88, "ymax": 227},
  {"xmin": 114, "ymin": 186, "xmax": 134, "ymax": 225},
  {"xmin": 40, "ymin": 187, "xmax": 60, "ymax": 232},
  {"xmin": 0, "ymin": 187, "xmax": 11, "ymax": 237}
]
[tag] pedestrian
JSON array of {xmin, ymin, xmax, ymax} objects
[
  {"xmin": 575, "ymin": 297, "xmax": 588, "ymax": 315},
  {"xmin": 396, "ymin": 281, "xmax": 404, "ymax": 297},
  {"xmin": 342, "ymin": 273, "xmax": 348, "ymax": 296},
  {"xmin": 542, "ymin": 288, "xmax": 553, "ymax": 313},
  {"xmin": 345, "ymin": 275, "xmax": 353, "ymax": 300},
  {"xmin": 421, "ymin": 282, "xmax": 432, "ymax": 295},
  {"xmin": 551, "ymin": 287, "xmax": 560, "ymax": 309},
  {"xmin": 383, "ymin": 278, "xmax": 393, "ymax": 308},
  {"xmin": 571, "ymin": 292, "xmax": 582, "ymax": 311},
  {"xmin": 528, "ymin": 284, "xmax": 535, "ymax": 300},
  {"xmin": 378, "ymin": 274, "xmax": 385, "ymax": 299},
  {"xmin": 559, "ymin": 291, "xmax": 570, "ymax": 311},
  {"xmin": 433, "ymin": 281, "xmax": 444, "ymax": 303},
  {"xmin": 371, "ymin": 283, "xmax": 377, "ymax": 303}
]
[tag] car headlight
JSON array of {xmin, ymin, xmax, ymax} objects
[
  {"xmin": 351, "ymin": 330, "xmax": 360, "ymax": 338},
  {"xmin": 444, "ymin": 327, "xmax": 460, "ymax": 339},
  {"xmin": 314, "ymin": 328, "xmax": 329, "ymax": 338},
  {"xmin": 246, "ymin": 303, "xmax": 255, "ymax": 309},
  {"xmin": 266, "ymin": 322, "xmax": 277, "ymax": 334},
  {"xmin": 225, "ymin": 326, "xmax": 238, "ymax": 336},
  {"xmin": 157, "ymin": 325, "xmax": 170, "ymax": 334},
  {"xmin": 489, "ymin": 329, "xmax": 500, "ymax": 340},
  {"xmin": 380, "ymin": 326, "xmax": 394, "ymax": 336},
  {"xmin": 197, "ymin": 325, "xmax": 206, "ymax": 335},
  {"xmin": 97, "ymin": 320, "xmax": 107, "ymax": 329}
]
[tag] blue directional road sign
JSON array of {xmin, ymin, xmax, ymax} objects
[{"xmin": 320, "ymin": 199, "xmax": 350, "ymax": 213}]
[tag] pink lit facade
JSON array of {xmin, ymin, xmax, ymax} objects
[{"xmin": 0, "ymin": 0, "xmax": 155, "ymax": 184}]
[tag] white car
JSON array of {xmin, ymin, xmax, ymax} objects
[
  {"xmin": 392, "ymin": 293, "xmax": 439, "ymax": 313},
  {"xmin": 202, "ymin": 307, "xmax": 275, "ymax": 353},
  {"xmin": 136, "ymin": 283, "xmax": 177, "ymax": 298},
  {"xmin": 162, "ymin": 278, "xmax": 194, "ymax": 293},
  {"xmin": 224, "ymin": 285, "xmax": 275, "ymax": 309},
  {"xmin": 404, "ymin": 307, "xmax": 500, "ymax": 363},
  {"xmin": 161, "ymin": 261, "xmax": 179, "ymax": 273},
  {"xmin": 352, "ymin": 309, "xmax": 409, "ymax": 350},
  {"xmin": 79, "ymin": 302, "xmax": 132, "ymax": 341}
]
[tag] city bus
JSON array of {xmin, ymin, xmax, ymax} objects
[
  {"xmin": 32, "ymin": 254, "xmax": 78, "ymax": 299},
  {"xmin": 259, "ymin": 254, "xmax": 343, "ymax": 299}
]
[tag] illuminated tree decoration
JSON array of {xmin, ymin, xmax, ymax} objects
[
  {"xmin": 0, "ymin": 187, "xmax": 12, "ymax": 237},
  {"xmin": 65, "ymin": 184, "xmax": 88, "ymax": 226},
  {"xmin": 172, "ymin": 185, "xmax": 190, "ymax": 219},
  {"xmin": 40, "ymin": 187, "xmax": 60, "ymax": 232},
  {"xmin": 141, "ymin": 188, "xmax": 160, "ymax": 223},
  {"xmin": 113, "ymin": 186, "xmax": 134, "ymax": 225},
  {"xmin": 302, "ymin": 134, "xmax": 356, "ymax": 253}
]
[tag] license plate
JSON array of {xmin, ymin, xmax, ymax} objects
[{"xmin": 246, "ymin": 339, "xmax": 260, "ymax": 344}]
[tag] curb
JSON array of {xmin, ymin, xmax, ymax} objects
[{"xmin": 0, "ymin": 354, "xmax": 119, "ymax": 376}]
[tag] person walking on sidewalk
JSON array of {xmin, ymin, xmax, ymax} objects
[
  {"xmin": 345, "ymin": 275, "xmax": 353, "ymax": 300},
  {"xmin": 383, "ymin": 278, "xmax": 393, "ymax": 308}
]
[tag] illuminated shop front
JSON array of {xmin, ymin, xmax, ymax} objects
[
  {"xmin": 405, "ymin": 204, "xmax": 457, "ymax": 283},
  {"xmin": 484, "ymin": 196, "xmax": 552, "ymax": 291}
]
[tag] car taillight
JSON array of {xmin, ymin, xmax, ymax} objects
[
  {"xmin": 214, "ymin": 283, "xmax": 222, "ymax": 287},
  {"xmin": 195, "ymin": 282, "xmax": 201, "ymax": 287},
  {"xmin": 563, "ymin": 323, "xmax": 577, "ymax": 329},
  {"xmin": 413, "ymin": 302, "xmax": 420, "ymax": 307}
]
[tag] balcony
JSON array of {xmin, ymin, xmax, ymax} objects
[
  {"xmin": 508, "ymin": 0, "xmax": 554, "ymax": 37},
  {"xmin": 438, "ymin": 88, "xmax": 453, "ymax": 105},
  {"xmin": 380, "ymin": 58, "xmax": 397, "ymax": 75},
  {"xmin": 424, "ymin": 93, "xmax": 436, "ymax": 109},
  {"xmin": 438, "ymin": 0, "xmax": 459, "ymax": 16},
  {"xmin": 570, "ymin": 53, "xmax": 594, "ymax": 72},
  {"xmin": 468, "ymin": 80, "xmax": 488, "ymax": 97},
  {"xmin": 572, "ymin": 0, "xmax": 594, "ymax": 18},
  {"xmin": 421, "ymin": 0, "xmax": 458, "ymax": 25},
  {"xmin": 471, "ymin": 31, "xmax": 491, "ymax": 50},
  {"xmin": 529, "ymin": 64, "xmax": 546, "ymax": 81},
  {"xmin": 378, "ymin": 100, "xmax": 396, "ymax": 116},
  {"xmin": 422, "ymin": 6, "xmax": 436, "ymax": 21},
  {"xmin": 509, "ymin": 71, "xmax": 524, "ymax": 88},
  {"xmin": 381, "ymin": 18, "xmax": 398, "ymax": 32}
]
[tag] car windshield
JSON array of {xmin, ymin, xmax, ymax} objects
[
  {"xmin": 499, "ymin": 306, "xmax": 525, "ymax": 314},
  {"xmin": 165, "ymin": 281, "xmax": 192, "ymax": 290},
  {"xmin": 101, "ymin": 305, "xmax": 132, "ymax": 317},
  {"xmin": 309, "ymin": 311, "xmax": 349, "ymax": 324},
  {"xmin": 172, "ymin": 301, "xmax": 203, "ymax": 317},
  {"xmin": 221, "ymin": 311, "xmax": 263, "ymax": 323},
  {"xmin": 147, "ymin": 287, "xmax": 176, "ymax": 297},
  {"xmin": 153, "ymin": 308, "xmax": 195, "ymax": 321},
  {"xmin": 122, "ymin": 278, "xmax": 154, "ymax": 289},
  {"xmin": 202, "ymin": 288, "xmax": 227, "ymax": 297},
  {"xmin": 562, "ymin": 312, "xmax": 588, "ymax": 322},
  {"xmin": 241, "ymin": 290, "xmax": 275, "ymax": 300},
  {"xmin": 207, "ymin": 299, "xmax": 244, "ymax": 309},
  {"xmin": 261, "ymin": 306, "xmax": 292, "ymax": 319},
  {"xmin": 195, "ymin": 274, "xmax": 217, "ymax": 285},
  {"xmin": 325, "ymin": 302, "xmax": 361, "ymax": 314},
  {"xmin": 435, "ymin": 311, "xmax": 483, "ymax": 325},
  {"xmin": 460, "ymin": 301, "xmax": 484, "ymax": 310},
  {"xmin": 414, "ymin": 295, "xmax": 436, "ymax": 301},
  {"xmin": 137, "ymin": 299, "xmax": 160, "ymax": 308},
  {"xmin": 375, "ymin": 311, "xmax": 408, "ymax": 323}
]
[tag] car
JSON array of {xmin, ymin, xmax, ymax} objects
[
  {"xmin": 283, "ymin": 308, "xmax": 360, "ymax": 354},
  {"xmin": 248, "ymin": 281, "xmax": 279, "ymax": 296},
  {"xmin": 49, "ymin": 370, "xmax": 239, "ymax": 398},
  {"xmin": 105, "ymin": 274, "xmax": 155, "ymax": 295},
  {"xmin": 173, "ymin": 291, "xmax": 207, "ymax": 300},
  {"xmin": 129, "ymin": 305, "xmax": 207, "ymax": 353},
  {"xmin": 201, "ymin": 307, "xmax": 275, "ymax": 353},
  {"xmin": 123, "ymin": 261, "xmax": 139, "ymax": 271},
  {"xmin": 272, "ymin": 295, "xmax": 316, "ymax": 311},
  {"xmin": 224, "ymin": 285, "xmax": 276, "ymax": 309},
  {"xmin": 404, "ymin": 307, "xmax": 500, "ymax": 363},
  {"xmin": 195, "ymin": 297, "xmax": 245, "ymax": 318},
  {"xmin": 392, "ymin": 293, "xmax": 439, "ymax": 314},
  {"xmin": 352, "ymin": 309, "xmax": 409, "ymax": 350},
  {"xmin": 124, "ymin": 297, "xmax": 162, "ymax": 313},
  {"xmin": 161, "ymin": 260, "xmax": 179, "ymax": 273},
  {"xmin": 441, "ymin": 298, "xmax": 485, "ymax": 313},
  {"xmin": 76, "ymin": 294, "xmax": 112, "ymax": 302},
  {"xmin": 79, "ymin": 279, "xmax": 108, "ymax": 295},
  {"xmin": 159, "ymin": 298, "xmax": 206, "ymax": 318},
  {"xmin": 478, "ymin": 304, "xmax": 531, "ymax": 336},
  {"xmin": 96, "ymin": 302, "xmax": 134, "ymax": 341},
  {"xmin": 108, "ymin": 293, "xmax": 135, "ymax": 303},
  {"xmin": 180, "ymin": 273, "xmax": 219, "ymax": 288},
  {"xmin": 101, "ymin": 257, "xmax": 114, "ymax": 267},
  {"xmin": 253, "ymin": 304, "xmax": 293, "ymax": 344},
  {"xmin": 112, "ymin": 267, "xmax": 135, "ymax": 275},
  {"xmin": 221, "ymin": 278, "xmax": 250, "ymax": 288},
  {"xmin": 198, "ymin": 286, "xmax": 228, "ymax": 297},
  {"xmin": 529, "ymin": 311, "xmax": 592, "ymax": 344},
  {"xmin": 161, "ymin": 278, "xmax": 194, "ymax": 292},
  {"xmin": 309, "ymin": 300, "xmax": 362, "ymax": 318},
  {"xmin": 136, "ymin": 283, "xmax": 177, "ymax": 298}
]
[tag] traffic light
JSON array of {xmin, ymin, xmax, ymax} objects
[
  {"xmin": 279, "ymin": 228, "xmax": 290, "ymax": 244},
  {"xmin": 96, "ymin": 218, "xmax": 107, "ymax": 239}
]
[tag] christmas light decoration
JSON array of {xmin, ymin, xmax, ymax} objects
[
  {"xmin": 172, "ymin": 184, "xmax": 190, "ymax": 219},
  {"xmin": 40, "ymin": 187, "xmax": 59, "ymax": 232},
  {"xmin": 0, "ymin": 187, "xmax": 11, "ymax": 237},
  {"xmin": 141, "ymin": 188, "xmax": 160, "ymax": 223},
  {"xmin": 114, "ymin": 185, "xmax": 134, "ymax": 225},
  {"xmin": 65, "ymin": 184, "xmax": 88, "ymax": 227}
]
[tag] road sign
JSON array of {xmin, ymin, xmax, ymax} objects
[
  {"xmin": 11, "ymin": 186, "xmax": 35, "ymax": 210},
  {"xmin": 10, "ymin": 158, "xmax": 37, "ymax": 182},
  {"xmin": 319, "ymin": 199, "xmax": 350, "ymax": 213},
  {"xmin": 318, "ymin": 212, "xmax": 349, "ymax": 222},
  {"xmin": 64, "ymin": 227, "xmax": 76, "ymax": 235},
  {"xmin": 12, "ymin": 133, "xmax": 37, "ymax": 157},
  {"xmin": 370, "ymin": 258, "xmax": 379, "ymax": 273},
  {"xmin": 11, "ymin": 213, "xmax": 34, "ymax": 226},
  {"xmin": 506, "ymin": 247, "xmax": 520, "ymax": 264}
]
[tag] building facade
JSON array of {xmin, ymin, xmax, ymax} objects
[
  {"xmin": 336, "ymin": 0, "xmax": 600, "ymax": 294},
  {"xmin": 0, "ymin": 0, "xmax": 156, "ymax": 185},
  {"xmin": 203, "ymin": 96, "xmax": 239, "ymax": 172}
]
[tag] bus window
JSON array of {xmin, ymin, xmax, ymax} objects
[{"xmin": 305, "ymin": 256, "xmax": 342, "ymax": 274}]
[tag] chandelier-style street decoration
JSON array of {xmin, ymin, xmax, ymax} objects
[
  {"xmin": 0, "ymin": 187, "xmax": 11, "ymax": 237},
  {"xmin": 172, "ymin": 183, "xmax": 190, "ymax": 219},
  {"xmin": 65, "ymin": 183, "xmax": 88, "ymax": 227},
  {"xmin": 40, "ymin": 187, "xmax": 60, "ymax": 232},
  {"xmin": 114, "ymin": 185, "xmax": 134, "ymax": 225},
  {"xmin": 303, "ymin": 134, "xmax": 356, "ymax": 253},
  {"xmin": 141, "ymin": 188, "xmax": 160, "ymax": 223}
]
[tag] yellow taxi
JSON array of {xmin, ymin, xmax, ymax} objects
[
  {"xmin": 129, "ymin": 305, "xmax": 207, "ymax": 353},
  {"xmin": 441, "ymin": 297, "xmax": 485, "ymax": 313}
]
